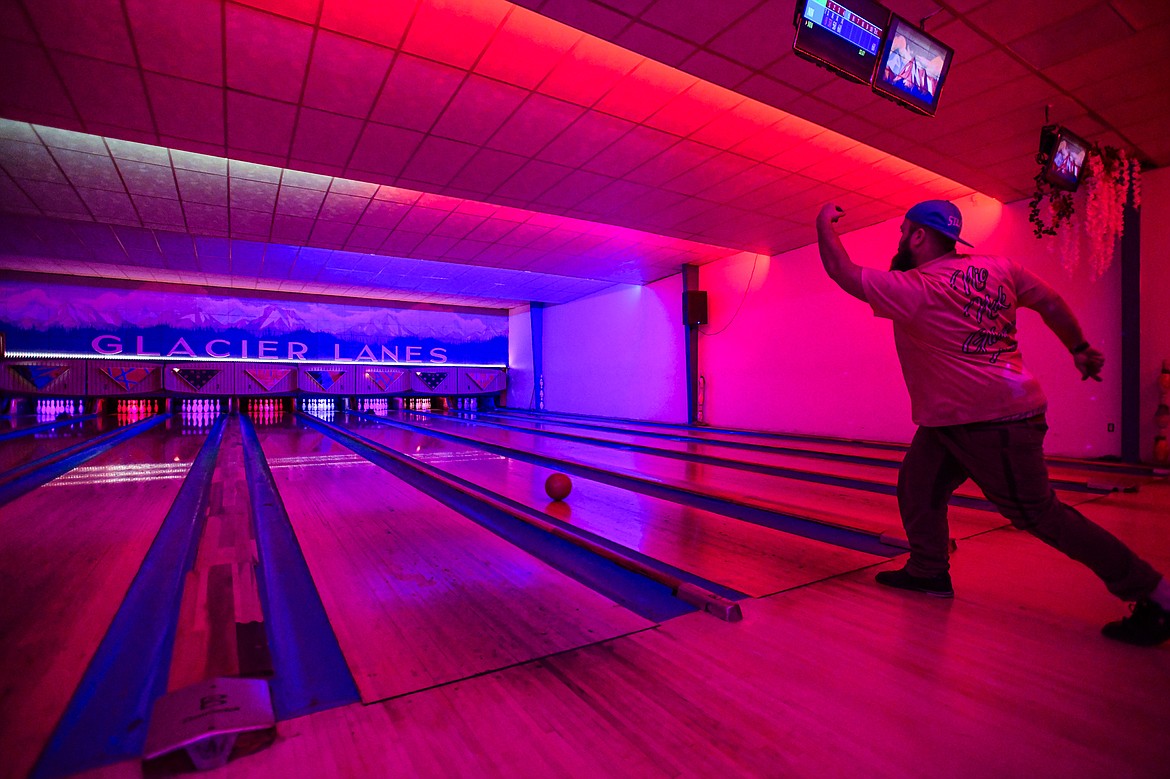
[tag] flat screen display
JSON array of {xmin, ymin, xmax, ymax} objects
[
  {"xmin": 793, "ymin": 0, "xmax": 891, "ymax": 84},
  {"xmin": 871, "ymin": 14, "xmax": 954, "ymax": 116},
  {"xmin": 1042, "ymin": 126, "xmax": 1090, "ymax": 191}
]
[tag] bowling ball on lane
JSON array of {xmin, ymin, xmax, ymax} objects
[{"xmin": 545, "ymin": 473, "xmax": 572, "ymax": 501}]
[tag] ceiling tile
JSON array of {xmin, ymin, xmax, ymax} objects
[
  {"xmin": 76, "ymin": 188, "xmax": 136, "ymax": 221},
  {"xmin": 706, "ymin": 2, "xmax": 796, "ymax": 71},
  {"xmin": 433, "ymin": 74, "xmax": 531, "ymax": 144},
  {"xmin": 319, "ymin": 0, "xmax": 413, "ymax": 48},
  {"xmin": 225, "ymin": 4, "xmax": 313, "ymax": 103},
  {"xmin": 488, "ymin": 93, "xmax": 585, "ymax": 157},
  {"xmin": 641, "ymin": 0, "xmax": 757, "ymax": 44},
  {"xmin": 371, "ymin": 54, "xmax": 466, "ymax": 133},
  {"xmin": 593, "ymin": 58, "xmax": 695, "ymax": 123},
  {"xmin": 400, "ymin": 0, "xmax": 509, "ymax": 70},
  {"xmin": 290, "ymin": 109, "xmax": 364, "ymax": 167},
  {"xmin": 54, "ymin": 54, "xmax": 154, "ymax": 132},
  {"xmin": 612, "ymin": 23, "xmax": 695, "ymax": 68},
  {"xmin": 132, "ymin": 193, "xmax": 185, "ymax": 224},
  {"xmin": 25, "ymin": 0, "xmax": 136, "ymax": 65},
  {"xmin": 146, "ymin": 74, "xmax": 225, "ymax": 147},
  {"xmin": 398, "ymin": 136, "xmax": 478, "ymax": 187},
  {"xmin": 226, "ymin": 91, "xmax": 296, "ymax": 158},
  {"xmin": 646, "ymin": 80, "xmax": 741, "ymax": 138},
  {"xmin": 184, "ymin": 201, "xmax": 229, "ymax": 232},
  {"xmin": 126, "ymin": 0, "xmax": 223, "ymax": 85},
  {"xmin": 476, "ymin": 6, "xmax": 584, "ymax": 89},
  {"xmin": 0, "ymin": 139, "xmax": 66, "ymax": 182},
  {"xmin": 493, "ymin": 159, "xmax": 572, "ymax": 201},
  {"xmin": 1008, "ymin": 4, "xmax": 1135, "ymax": 71},
  {"xmin": 52, "ymin": 148, "xmax": 123, "ymax": 190},
  {"xmin": 0, "ymin": 43, "xmax": 77, "ymax": 125},
  {"xmin": 348, "ymin": 123, "xmax": 425, "ymax": 180},
  {"xmin": 453, "ymin": 148, "xmax": 528, "ymax": 195},
  {"xmin": 302, "ymin": 31, "xmax": 394, "ymax": 117},
  {"xmin": 535, "ymin": 111, "xmax": 636, "ymax": 168},
  {"xmin": 538, "ymin": 35, "xmax": 642, "ymax": 107}
]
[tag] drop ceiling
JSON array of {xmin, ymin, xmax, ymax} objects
[{"xmin": 1, "ymin": 0, "xmax": 1165, "ymax": 308}]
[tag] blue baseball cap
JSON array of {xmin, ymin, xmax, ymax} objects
[{"xmin": 906, "ymin": 200, "xmax": 973, "ymax": 247}]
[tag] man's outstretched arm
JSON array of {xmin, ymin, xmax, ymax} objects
[
  {"xmin": 815, "ymin": 204, "xmax": 867, "ymax": 302},
  {"xmin": 1031, "ymin": 293, "xmax": 1105, "ymax": 381}
]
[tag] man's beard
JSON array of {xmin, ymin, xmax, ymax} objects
[{"xmin": 889, "ymin": 244, "xmax": 915, "ymax": 272}]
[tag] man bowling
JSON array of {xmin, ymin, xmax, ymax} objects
[{"xmin": 814, "ymin": 199, "xmax": 1170, "ymax": 646}]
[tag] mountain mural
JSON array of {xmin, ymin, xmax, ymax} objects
[{"xmin": 1, "ymin": 279, "xmax": 508, "ymax": 364}]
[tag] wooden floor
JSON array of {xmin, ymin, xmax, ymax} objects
[
  {"xmin": 0, "ymin": 425, "xmax": 204, "ymax": 779},
  {"xmin": 396, "ymin": 412, "xmax": 1012, "ymax": 539},
  {"xmin": 69, "ymin": 476, "xmax": 1170, "ymax": 779},
  {"xmin": 346, "ymin": 415, "xmax": 882, "ymax": 597},
  {"xmin": 258, "ymin": 422, "xmax": 653, "ymax": 703}
]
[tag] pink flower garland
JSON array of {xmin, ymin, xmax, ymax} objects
[{"xmin": 1056, "ymin": 147, "xmax": 1139, "ymax": 279}]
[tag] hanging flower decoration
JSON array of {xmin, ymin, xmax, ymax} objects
[{"xmin": 1029, "ymin": 144, "xmax": 1141, "ymax": 279}]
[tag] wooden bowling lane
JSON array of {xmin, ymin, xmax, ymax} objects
[
  {"xmin": 479, "ymin": 411, "xmax": 1141, "ymax": 498},
  {"xmin": 255, "ymin": 418, "xmax": 653, "ymax": 704},
  {"xmin": 338, "ymin": 415, "xmax": 884, "ymax": 598},
  {"xmin": 59, "ymin": 486, "xmax": 1170, "ymax": 779},
  {"xmin": 385, "ymin": 411, "xmax": 1006, "ymax": 540},
  {"xmin": 167, "ymin": 416, "xmax": 271, "ymax": 690},
  {"xmin": 0, "ymin": 413, "xmax": 78, "ymax": 439},
  {"xmin": 451, "ymin": 412, "xmax": 1093, "ymax": 509},
  {"xmin": 0, "ymin": 425, "xmax": 208, "ymax": 779},
  {"xmin": 0, "ymin": 416, "xmax": 113, "ymax": 476}
]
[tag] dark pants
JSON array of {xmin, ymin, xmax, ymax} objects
[{"xmin": 898, "ymin": 416, "xmax": 1161, "ymax": 601}]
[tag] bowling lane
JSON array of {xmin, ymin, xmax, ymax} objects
[
  {"xmin": 489, "ymin": 409, "xmax": 1148, "ymax": 491},
  {"xmin": 0, "ymin": 416, "xmax": 118, "ymax": 475},
  {"xmin": 0, "ymin": 424, "xmax": 208, "ymax": 779},
  {"xmin": 337, "ymin": 414, "xmax": 884, "ymax": 597},
  {"xmin": 453, "ymin": 413, "xmax": 1045, "ymax": 507},
  {"xmin": 256, "ymin": 417, "xmax": 652, "ymax": 704},
  {"xmin": 0, "ymin": 413, "xmax": 50, "ymax": 436},
  {"xmin": 382, "ymin": 411, "xmax": 1006, "ymax": 539}
]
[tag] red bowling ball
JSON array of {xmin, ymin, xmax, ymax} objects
[{"xmin": 544, "ymin": 473, "xmax": 572, "ymax": 501}]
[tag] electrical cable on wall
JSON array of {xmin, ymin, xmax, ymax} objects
[{"xmin": 697, "ymin": 253, "xmax": 763, "ymax": 338}]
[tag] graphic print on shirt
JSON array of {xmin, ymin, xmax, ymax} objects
[{"xmin": 949, "ymin": 265, "xmax": 1016, "ymax": 364}]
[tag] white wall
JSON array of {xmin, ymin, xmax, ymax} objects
[
  {"xmin": 541, "ymin": 275, "xmax": 687, "ymax": 422},
  {"xmin": 1140, "ymin": 166, "xmax": 1170, "ymax": 462},
  {"xmin": 698, "ymin": 194, "xmax": 1130, "ymax": 457}
]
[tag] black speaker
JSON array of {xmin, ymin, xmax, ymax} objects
[{"xmin": 683, "ymin": 291, "xmax": 708, "ymax": 326}]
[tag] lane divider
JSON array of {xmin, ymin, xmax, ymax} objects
[
  {"xmin": 31, "ymin": 415, "xmax": 227, "ymax": 779},
  {"xmin": 238, "ymin": 415, "xmax": 360, "ymax": 720},
  {"xmin": 0, "ymin": 414, "xmax": 100, "ymax": 444},
  {"xmin": 0, "ymin": 414, "xmax": 168, "ymax": 508}
]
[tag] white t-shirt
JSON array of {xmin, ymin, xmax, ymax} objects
[{"xmin": 861, "ymin": 254, "xmax": 1055, "ymax": 427}]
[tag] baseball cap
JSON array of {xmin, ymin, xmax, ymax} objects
[{"xmin": 905, "ymin": 200, "xmax": 973, "ymax": 247}]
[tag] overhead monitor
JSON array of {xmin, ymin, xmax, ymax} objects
[
  {"xmin": 793, "ymin": 0, "xmax": 891, "ymax": 84},
  {"xmin": 871, "ymin": 14, "xmax": 954, "ymax": 116},
  {"xmin": 1038, "ymin": 125, "xmax": 1090, "ymax": 192}
]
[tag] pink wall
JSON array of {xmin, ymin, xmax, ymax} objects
[
  {"xmin": 698, "ymin": 194, "xmax": 1133, "ymax": 458},
  {"xmin": 540, "ymin": 275, "xmax": 687, "ymax": 422},
  {"xmin": 1140, "ymin": 167, "xmax": 1170, "ymax": 463}
]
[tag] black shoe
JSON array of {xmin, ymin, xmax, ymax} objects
[
  {"xmin": 875, "ymin": 567, "xmax": 954, "ymax": 598},
  {"xmin": 1102, "ymin": 599, "xmax": 1170, "ymax": 646}
]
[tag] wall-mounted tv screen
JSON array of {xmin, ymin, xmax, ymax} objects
[
  {"xmin": 793, "ymin": 0, "xmax": 891, "ymax": 84},
  {"xmin": 1039, "ymin": 125, "xmax": 1090, "ymax": 191},
  {"xmin": 871, "ymin": 14, "xmax": 954, "ymax": 116}
]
